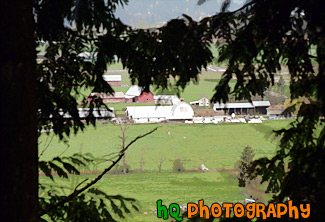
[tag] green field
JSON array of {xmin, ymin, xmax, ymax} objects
[
  {"xmin": 39, "ymin": 120, "xmax": 291, "ymax": 172},
  {"xmin": 39, "ymin": 120, "xmax": 291, "ymax": 221},
  {"xmin": 40, "ymin": 171, "xmax": 244, "ymax": 222}
]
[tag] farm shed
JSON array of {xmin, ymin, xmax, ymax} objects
[
  {"xmin": 190, "ymin": 97, "xmax": 210, "ymax": 107},
  {"xmin": 266, "ymin": 104, "xmax": 284, "ymax": 119},
  {"xmin": 87, "ymin": 92, "xmax": 125, "ymax": 103},
  {"xmin": 102, "ymin": 75, "xmax": 122, "ymax": 86},
  {"xmin": 125, "ymin": 101, "xmax": 194, "ymax": 123},
  {"xmin": 125, "ymin": 85, "xmax": 154, "ymax": 103},
  {"xmin": 213, "ymin": 101, "xmax": 271, "ymax": 115},
  {"xmin": 252, "ymin": 101, "xmax": 271, "ymax": 114}
]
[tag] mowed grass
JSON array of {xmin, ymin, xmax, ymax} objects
[
  {"xmin": 39, "ymin": 119, "xmax": 292, "ymax": 172},
  {"xmin": 39, "ymin": 171, "xmax": 245, "ymax": 222}
]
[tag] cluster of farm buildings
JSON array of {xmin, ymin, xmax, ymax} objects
[{"xmin": 86, "ymin": 75, "xmax": 285, "ymax": 124}]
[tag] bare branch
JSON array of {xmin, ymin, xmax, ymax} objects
[{"xmin": 40, "ymin": 127, "xmax": 158, "ymax": 216}]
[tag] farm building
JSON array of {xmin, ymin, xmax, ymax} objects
[
  {"xmin": 190, "ymin": 97, "xmax": 210, "ymax": 107},
  {"xmin": 87, "ymin": 92, "xmax": 125, "ymax": 103},
  {"xmin": 102, "ymin": 75, "xmax": 122, "ymax": 86},
  {"xmin": 125, "ymin": 85, "xmax": 154, "ymax": 103},
  {"xmin": 60, "ymin": 108, "xmax": 115, "ymax": 119},
  {"xmin": 213, "ymin": 101, "xmax": 271, "ymax": 115},
  {"xmin": 252, "ymin": 101, "xmax": 271, "ymax": 114},
  {"xmin": 125, "ymin": 101, "xmax": 194, "ymax": 123},
  {"xmin": 267, "ymin": 104, "xmax": 284, "ymax": 119},
  {"xmin": 154, "ymin": 95, "xmax": 180, "ymax": 105}
]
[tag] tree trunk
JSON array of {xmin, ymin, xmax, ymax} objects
[{"xmin": 0, "ymin": 0, "xmax": 38, "ymax": 221}]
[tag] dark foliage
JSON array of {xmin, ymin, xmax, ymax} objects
[{"xmin": 238, "ymin": 146, "xmax": 254, "ymax": 188}]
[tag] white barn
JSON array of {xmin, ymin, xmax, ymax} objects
[{"xmin": 126, "ymin": 101, "xmax": 194, "ymax": 123}]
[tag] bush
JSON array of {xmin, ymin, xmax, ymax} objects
[{"xmin": 172, "ymin": 159, "xmax": 185, "ymax": 172}]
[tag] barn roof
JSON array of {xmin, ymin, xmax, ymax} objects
[
  {"xmin": 125, "ymin": 85, "xmax": 142, "ymax": 97},
  {"xmin": 213, "ymin": 101, "xmax": 271, "ymax": 109},
  {"xmin": 102, "ymin": 75, "xmax": 122, "ymax": 82},
  {"xmin": 214, "ymin": 103, "xmax": 254, "ymax": 109},
  {"xmin": 252, "ymin": 101, "xmax": 271, "ymax": 107}
]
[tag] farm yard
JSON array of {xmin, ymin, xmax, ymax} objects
[
  {"xmin": 39, "ymin": 119, "xmax": 292, "ymax": 221},
  {"xmin": 38, "ymin": 47, "xmax": 295, "ymax": 221}
]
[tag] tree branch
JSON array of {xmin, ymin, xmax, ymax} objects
[{"xmin": 39, "ymin": 127, "xmax": 158, "ymax": 216}]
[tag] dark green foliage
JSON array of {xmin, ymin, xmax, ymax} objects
[
  {"xmin": 39, "ymin": 153, "xmax": 139, "ymax": 221},
  {"xmin": 173, "ymin": 158, "xmax": 185, "ymax": 172},
  {"xmin": 39, "ymin": 187, "xmax": 138, "ymax": 222},
  {"xmin": 204, "ymin": 0, "xmax": 325, "ymax": 220},
  {"xmin": 237, "ymin": 146, "xmax": 254, "ymax": 188}
]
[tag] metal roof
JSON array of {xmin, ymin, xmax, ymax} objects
[
  {"xmin": 214, "ymin": 101, "xmax": 271, "ymax": 109},
  {"xmin": 213, "ymin": 103, "xmax": 254, "ymax": 109},
  {"xmin": 252, "ymin": 101, "xmax": 271, "ymax": 107},
  {"xmin": 102, "ymin": 75, "xmax": 122, "ymax": 82},
  {"xmin": 125, "ymin": 85, "xmax": 142, "ymax": 97}
]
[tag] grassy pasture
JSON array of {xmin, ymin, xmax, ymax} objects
[
  {"xmin": 39, "ymin": 171, "xmax": 250, "ymax": 222},
  {"xmin": 39, "ymin": 120, "xmax": 292, "ymax": 172},
  {"xmin": 39, "ymin": 119, "xmax": 292, "ymax": 221}
]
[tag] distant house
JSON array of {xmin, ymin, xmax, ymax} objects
[
  {"xmin": 190, "ymin": 97, "xmax": 210, "ymax": 107},
  {"xmin": 266, "ymin": 104, "xmax": 284, "ymax": 119},
  {"xmin": 154, "ymin": 95, "xmax": 180, "ymax": 105},
  {"xmin": 126, "ymin": 101, "xmax": 194, "ymax": 123},
  {"xmin": 102, "ymin": 75, "xmax": 122, "ymax": 87},
  {"xmin": 87, "ymin": 92, "xmax": 125, "ymax": 103},
  {"xmin": 213, "ymin": 101, "xmax": 271, "ymax": 115},
  {"xmin": 125, "ymin": 85, "xmax": 154, "ymax": 103}
]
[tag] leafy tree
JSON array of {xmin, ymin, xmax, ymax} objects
[
  {"xmin": 204, "ymin": 0, "xmax": 325, "ymax": 220},
  {"xmin": 238, "ymin": 146, "xmax": 254, "ymax": 188}
]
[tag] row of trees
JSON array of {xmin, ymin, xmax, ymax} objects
[{"xmin": 1, "ymin": 0, "xmax": 324, "ymax": 220}]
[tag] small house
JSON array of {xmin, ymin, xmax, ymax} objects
[
  {"xmin": 266, "ymin": 104, "xmax": 284, "ymax": 119},
  {"xmin": 190, "ymin": 97, "xmax": 210, "ymax": 107}
]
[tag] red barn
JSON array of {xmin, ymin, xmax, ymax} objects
[
  {"xmin": 125, "ymin": 85, "xmax": 154, "ymax": 103},
  {"xmin": 139, "ymin": 91, "xmax": 154, "ymax": 103}
]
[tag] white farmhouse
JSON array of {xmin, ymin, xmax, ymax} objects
[{"xmin": 190, "ymin": 97, "xmax": 210, "ymax": 107}]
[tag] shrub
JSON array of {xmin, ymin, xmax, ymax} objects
[{"xmin": 172, "ymin": 159, "xmax": 185, "ymax": 172}]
